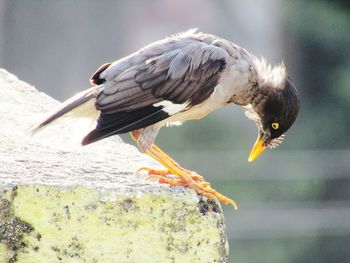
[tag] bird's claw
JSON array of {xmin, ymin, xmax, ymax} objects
[
  {"xmin": 136, "ymin": 167, "xmax": 205, "ymax": 183},
  {"xmin": 193, "ymin": 182, "xmax": 238, "ymax": 209},
  {"xmin": 136, "ymin": 167, "xmax": 171, "ymax": 176},
  {"xmin": 140, "ymin": 169, "xmax": 237, "ymax": 209},
  {"xmin": 189, "ymin": 172, "xmax": 205, "ymax": 182}
]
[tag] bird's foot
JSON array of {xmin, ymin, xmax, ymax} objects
[
  {"xmin": 136, "ymin": 167, "xmax": 205, "ymax": 182},
  {"xmin": 139, "ymin": 168, "xmax": 237, "ymax": 209},
  {"xmin": 130, "ymin": 132, "xmax": 237, "ymax": 208}
]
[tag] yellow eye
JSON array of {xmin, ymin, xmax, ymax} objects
[{"xmin": 271, "ymin": 122, "xmax": 279, "ymax": 129}]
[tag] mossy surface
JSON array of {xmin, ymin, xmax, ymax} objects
[{"xmin": 0, "ymin": 185, "xmax": 227, "ymax": 263}]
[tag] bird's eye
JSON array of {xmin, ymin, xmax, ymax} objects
[{"xmin": 271, "ymin": 122, "xmax": 279, "ymax": 129}]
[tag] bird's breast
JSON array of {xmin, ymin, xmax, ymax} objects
[{"xmin": 163, "ymin": 62, "xmax": 254, "ymax": 124}]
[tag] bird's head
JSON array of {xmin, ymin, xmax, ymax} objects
[{"xmin": 245, "ymin": 59, "xmax": 300, "ymax": 162}]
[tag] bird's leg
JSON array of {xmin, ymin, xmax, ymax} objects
[
  {"xmin": 130, "ymin": 130, "xmax": 237, "ymax": 209},
  {"xmin": 145, "ymin": 145, "xmax": 237, "ymax": 208},
  {"xmin": 131, "ymin": 130, "xmax": 204, "ymax": 182},
  {"xmin": 150, "ymin": 144, "xmax": 206, "ymax": 182}
]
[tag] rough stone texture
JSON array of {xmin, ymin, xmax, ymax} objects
[{"xmin": 0, "ymin": 69, "xmax": 228, "ymax": 263}]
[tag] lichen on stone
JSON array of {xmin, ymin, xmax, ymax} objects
[{"xmin": 0, "ymin": 195, "xmax": 35, "ymax": 263}]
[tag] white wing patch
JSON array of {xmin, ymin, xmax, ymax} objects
[{"xmin": 153, "ymin": 100, "xmax": 189, "ymax": 115}]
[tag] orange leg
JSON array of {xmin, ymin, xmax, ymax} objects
[
  {"xmin": 131, "ymin": 130, "xmax": 204, "ymax": 182},
  {"xmin": 136, "ymin": 165, "xmax": 204, "ymax": 183},
  {"xmin": 130, "ymin": 130, "xmax": 237, "ymax": 209},
  {"xmin": 131, "ymin": 130, "xmax": 204, "ymax": 183}
]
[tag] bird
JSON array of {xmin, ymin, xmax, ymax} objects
[{"xmin": 32, "ymin": 29, "xmax": 300, "ymax": 209}]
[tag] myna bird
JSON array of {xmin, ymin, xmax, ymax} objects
[{"xmin": 32, "ymin": 29, "xmax": 300, "ymax": 208}]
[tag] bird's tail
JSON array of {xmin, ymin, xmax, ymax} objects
[{"xmin": 31, "ymin": 86, "xmax": 102, "ymax": 135}]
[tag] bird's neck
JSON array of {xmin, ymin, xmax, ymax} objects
[
  {"xmin": 243, "ymin": 57, "xmax": 287, "ymax": 108},
  {"xmin": 225, "ymin": 56, "xmax": 287, "ymax": 108}
]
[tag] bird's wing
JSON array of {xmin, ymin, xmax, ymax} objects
[
  {"xmin": 96, "ymin": 39, "xmax": 230, "ymax": 112},
  {"xmin": 82, "ymin": 36, "xmax": 231, "ymax": 145}
]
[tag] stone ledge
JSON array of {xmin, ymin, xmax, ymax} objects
[{"xmin": 0, "ymin": 69, "xmax": 228, "ymax": 263}]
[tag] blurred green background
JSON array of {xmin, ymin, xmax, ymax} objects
[{"xmin": 1, "ymin": 0, "xmax": 349, "ymax": 262}]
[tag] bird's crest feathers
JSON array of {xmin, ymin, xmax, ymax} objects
[
  {"xmin": 254, "ymin": 57, "xmax": 287, "ymax": 87},
  {"xmin": 171, "ymin": 28, "xmax": 200, "ymax": 38}
]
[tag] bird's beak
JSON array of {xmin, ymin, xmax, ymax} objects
[{"xmin": 248, "ymin": 132, "xmax": 266, "ymax": 162}]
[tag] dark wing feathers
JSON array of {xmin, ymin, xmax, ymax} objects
[
  {"xmin": 81, "ymin": 105, "xmax": 168, "ymax": 146},
  {"xmin": 83, "ymin": 33, "xmax": 230, "ymax": 145},
  {"xmin": 96, "ymin": 39, "xmax": 229, "ymax": 112},
  {"xmin": 190, "ymin": 74, "xmax": 219, "ymax": 105}
]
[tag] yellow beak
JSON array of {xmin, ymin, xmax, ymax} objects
[{"xmin": 248, "ymin": 134, "xmax": 266, "ymax": 162}]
